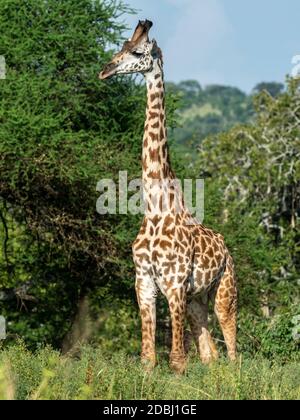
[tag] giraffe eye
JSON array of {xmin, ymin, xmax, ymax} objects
[{"xmin": 132, "ymin": 51, "xmax": 143, "ymax": 57}]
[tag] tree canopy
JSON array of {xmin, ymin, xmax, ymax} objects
[{"xmin": 0, "ymin": 0, "xmax": 147, "ymax": 347}]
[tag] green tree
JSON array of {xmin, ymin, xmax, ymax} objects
[
  {"xmin": 0, "ymin": 0, "xmax": 147, "ymax": 348},
  {"xmin": 252, "ymin": 82, "xmax": 285, "ymax": 97}
]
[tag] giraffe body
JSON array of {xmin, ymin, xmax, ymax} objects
[{"xmin": 100, "ymin": 20, "xmax": 237, "ymax": 373}]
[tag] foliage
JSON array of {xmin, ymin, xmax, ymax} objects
[
  {"xmin": 0, "ymin": 0, "xmax": 146, "ymax": 347},
  {"xmin": 252, "ymin": 82, "xmax": 285, "ymax": 97},
  {"xmin": 168, "ymin": 80, "xmax": 286, "ymax": 151},
  {"xmin": 167, "ymin": 80, "xmax": 254, "ymax": 149},
  {"xmin": 196, "ymin": 78, "xmax": 300, "ymax": 359},
  {"xmin": 198, "ymin": 78, "xmax": 300, "ymax": 276}
]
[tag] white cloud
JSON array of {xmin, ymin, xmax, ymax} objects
[{"xmin": 163, "ymin": 0, "xmax": 233, "ymax": 84}]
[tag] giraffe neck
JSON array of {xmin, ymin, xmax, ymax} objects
[
  {"xmin": 143, "ymin": 60, "xmax": 173, "ymax": 184},
  {"xmin": 142, "ymin": 60, "xmax": 182, "ymax": 217}
]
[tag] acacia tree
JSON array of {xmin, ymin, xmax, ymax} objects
[{"xmin": 0, "ymin": 0, "xmax": 148, "ymax": 347}]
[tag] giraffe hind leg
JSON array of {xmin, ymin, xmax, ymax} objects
[
  {"xmin": 187, "ymin": 296, "xmax": 218, "ymax": 365},
  {"xmin": 213, "ymin": 257, "xmax": 237, "ymax": 361}
]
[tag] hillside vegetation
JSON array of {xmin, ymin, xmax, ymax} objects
[{"xmin": 168, "ymin": 80, "xmax": 284, "ymax": 151}]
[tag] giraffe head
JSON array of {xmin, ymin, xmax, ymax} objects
[{"xmin": 99, "ymin": 20, "xmax": 162, "ymax": 80}]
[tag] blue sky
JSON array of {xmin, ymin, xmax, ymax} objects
[{"xmin": 121, "ymin": 0, "xmax": 300, "ymax": 92}]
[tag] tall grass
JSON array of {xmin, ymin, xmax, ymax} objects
[{"xmin": 0, "ymin": 342, "xmax": 299, "ymax": 400}]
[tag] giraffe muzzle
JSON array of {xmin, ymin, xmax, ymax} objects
[{"xmin": 99, "ymin": 62, "xmax": 118, "ymax": 80}]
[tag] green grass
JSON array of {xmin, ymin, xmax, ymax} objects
[{"xmin": 0, "ymin": 342, "xmax": 299, "ymax": 400}]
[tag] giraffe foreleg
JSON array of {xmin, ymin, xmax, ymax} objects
[
  {"xmin": 135, "ymin": 275, "xmax": 157, "ymax": 371},
  {"xmin": 167, "ymin": 286, "xmax": 187, "ymax": 374}
]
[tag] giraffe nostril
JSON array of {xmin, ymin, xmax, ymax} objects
[
  {"xmin": 99, "ymin": 62, "xmax": 118, "ymax": 80},
  {"xmin": 105, "ymin": 63, "xmax": 117, "ymax": 72}
]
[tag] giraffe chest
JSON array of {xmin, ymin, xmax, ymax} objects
[{"xmin": 132, "ymin": 217, "xmax": 194, "ymax": 288}]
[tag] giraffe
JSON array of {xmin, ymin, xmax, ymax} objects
[{"xmin": 100, "ymin": 20, "xmax": 237, "ymax": 374}]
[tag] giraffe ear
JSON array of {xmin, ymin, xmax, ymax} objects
[
  {"xmin": 151, "ymin": 39, "xmax": 163, "ymax": 64},
  {"xmin": 131, "ymin": 19, "xmax": 153, "ymax": 43}
]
